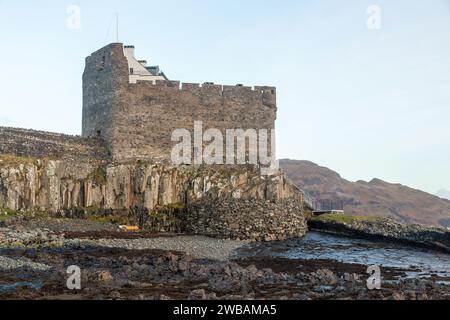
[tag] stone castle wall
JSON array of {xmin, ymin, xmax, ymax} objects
[
  {"xmin": 0, "ymin": 127, "xmax": 108, "ymax": 162},
  {"xmin": 82, "ymin": 43, "xmax": 277, "ymax": 163},
  {"xmin": 82, "ymin": 43, "xmax": 129, "ymax": 159}
]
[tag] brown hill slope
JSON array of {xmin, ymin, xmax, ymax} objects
[{"xmin": 280, "ymin": 159, "xmax": 450, "ymax": 228}]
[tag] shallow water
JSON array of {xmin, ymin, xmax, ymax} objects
[
  {"xmin": 257, "ymin": 232, "xmax": 450, "ymax": 279},
  {"xmin": 0, "ymin": 282, "xmax": 42, "ymax": 293}
]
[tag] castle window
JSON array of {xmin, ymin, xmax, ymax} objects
[
  {"xmin": 130, "ymin": 68, "xmax": 134, "ymax": 75},
  {"xmin": 96, "ymin": 130, "xmax": 101, "ymax": 137}
]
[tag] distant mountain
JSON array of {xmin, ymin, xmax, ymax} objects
[
  {"xmin": 280, "ymin": 159, "xmax": 450, "ymax": 229},
  {"xmin": 436, "ymin": 189, "xmax": 450, "ymax": 201}
]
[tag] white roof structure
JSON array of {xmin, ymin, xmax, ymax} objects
[{"xmin": 123, "ymin": 45, "xmax": 168, "ymax": 84}]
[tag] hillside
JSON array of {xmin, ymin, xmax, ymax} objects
[{"xmin": 280, "ymin": 159, "xmax": 450, "ymax": 228}]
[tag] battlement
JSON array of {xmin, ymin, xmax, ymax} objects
[
  {"xmin": 133, "ymin": 80, "xmax": 276, "ymax": 97},
  {"xmin": 130, "ymin": 80, "xmax": 277, "ymax": 111},
  {"xmin": 82, "ymin": 43, "xmax": 277, "ymax": 162}
]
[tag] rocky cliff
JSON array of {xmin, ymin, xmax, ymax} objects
[{"xmin": 0, "ymin": 155, "xmax": 306, "ymax": 241}]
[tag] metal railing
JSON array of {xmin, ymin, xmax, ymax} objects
[
  {"xmin": 299, "ymin": 190, "xmax": 345, "ymax": 212},
  {"xmin": 313, "ymin": 199, "xmax": 345, "ymax": 211}
]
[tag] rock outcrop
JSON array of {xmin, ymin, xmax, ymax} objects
[
  {"xmin": 308, "ymin": 215, "xmax": 450, "ymax": 253},
  {"xmin": 0, "ymin": 156, "xmax": 306, "ymax": 241}
]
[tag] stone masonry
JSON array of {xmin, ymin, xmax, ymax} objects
[
  {"xmin": 82, "ymin": 43, "xmax": 277, "ymax": 163},
  {"xmin": 0, "ymin": 127, "xmax": 108, "ymax": 163}
]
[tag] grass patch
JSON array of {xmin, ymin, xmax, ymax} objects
[
  {"xmin": 88, "ymin": 166, "xmax": 107, "ymax": 185},
  {"xmin": 165, "ymin": 202, "xmax": 185, "ymax": 210},
  {"xmin": 149, "ymin": 211, "xmax": 180, "ymax": 223},
  {"xmin": 0, "ymin": 208, "xmax": 19, "ymax": 221},
  {"xmin": 88, "ymin": 214, "xmax": 136, "ymax": 225},
  {"xmin": 0, "ymin": 207, "xmax": 52, "ymax": 221},
  {"xmin": 28, "ymin": 208, "xmax": 52, "ymax": 219},
  {"xmin": 303, "ymin": 208, "xmax": 314, "ymax": 219},
  {"xmin": 0, "ymin": 154, "xmax": 38, "ymax": 166}
]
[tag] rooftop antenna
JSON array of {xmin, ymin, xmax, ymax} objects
[
  {"xmin": 103, "ymin": 14, "xmax": 114, "ymax": 44},
  {"xmin": 116, "ymin": 12, "xmax": 119, "ymax": 43}
]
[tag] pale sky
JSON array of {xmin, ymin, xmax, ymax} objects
[{"xmin": 0, "ymin": 0, "xmax": 449, "ymax": 194}]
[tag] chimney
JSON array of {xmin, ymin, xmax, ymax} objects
[{"xmin": 124, "ymin": 45, "xmax": 135, "ymax": 58}]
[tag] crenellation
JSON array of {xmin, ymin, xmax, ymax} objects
[
  {"xmin": 181, "ymin": 83, "xmax": 201, "ymax": 91},
  {"xmin": 133, "ymin": 80, "xmax": 156, "ymax": 90},
  {"xmin": 127, "ymin": 78, "xmax": 277, "ymax": 98},
  {"xmin": 199, "ymin": 83, "xmax": 223, "ymax": 95},
  {"xmin": 155, "ymin": 80, "xmax": 181, "ymax": 88},
  {"xmin": 222, "ymin": 85, "xmax": 253, "ymax": 95},
  {"xmin": 254, "ymin": 86, "xmax": 276, "ymax": 94}
]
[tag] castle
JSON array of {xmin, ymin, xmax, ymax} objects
[
  {"xmin": 82, "ymin": 43, "xmax": 277, "ymax": 163},
  {"xmin": 0, "ymin": 43, "xmax": 306, "ymax": 241}
]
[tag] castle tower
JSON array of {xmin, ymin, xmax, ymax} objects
[{"xmin": 82, "ymin": 43, "xmax": 277, "ymax": 163}]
